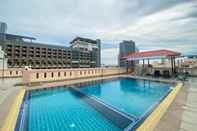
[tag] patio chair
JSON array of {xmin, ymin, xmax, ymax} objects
[
  {"xmin": 163, "ymin": 70, "xmax": 170, "ymax": 78},
  {"xmin": 154, "ymin": 70, "xmax": 161, "ymax": 77},
  {"xmin": 177, "ymin": 72, "xmax": 188, "ymax": 81}
]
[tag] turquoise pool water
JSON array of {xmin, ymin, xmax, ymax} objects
[
  {"xmin": 16, "ymin": 77, "xmax": 172, "ymax": 131},
  {"xmin": 80, "ymin": 78, "xmax": 171, "ymax": 117},
  {"xmin": 28, "ymin": 88, "xmax": 121, "ymax": 131}
]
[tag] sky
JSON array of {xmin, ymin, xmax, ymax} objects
[{"xmin": 0, "ymin": 0, "xmax": 197, "ymax": 65}]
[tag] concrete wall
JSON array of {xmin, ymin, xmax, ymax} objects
[
  {"xmin": 22, "ymin": 67, "xmax": 126, "ymax": 85},
  {"xmin": 177, "ymin": 67, "xmax": 197, "ymax": 76},
  {"xmin": 0, "ymin": 68, "xmax": 23, "ymax": 78}
]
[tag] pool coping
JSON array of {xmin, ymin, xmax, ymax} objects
[
  {"xmin": 134, "ymin": 82, "xmax": 183, "ymax": 131},
  {"xmin": 1, "ymin": 75, "xmax": 183, "ymax": 131},
  {"xmin": 1, "ymin": 88, "xmax": 25, "ymax": 131}
]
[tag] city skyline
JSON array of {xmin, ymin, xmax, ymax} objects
[{"xmin": 0, "ymin": 0, "xmax": 197, "ymax": 65}]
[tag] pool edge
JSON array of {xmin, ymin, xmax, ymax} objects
[
  {"xmin": 136, "ymin": 82, "xmax": 183, "ymax": 131},
  {"xmin": 2, "ymin": 77, "xmax": 181, "ymax": 131},
  {"xmin": 1, "ymin": 88, "xmax": 26, "ymax": 131}
]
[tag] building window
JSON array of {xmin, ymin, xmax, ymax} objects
[
  {"xmin": 16, "ymin": 71, "xmax": 18, "ymax": 75},
  {"xmin": 51, "ymin": 72, "xmax": 54, "ymax": 78},
  {"xmin": 10, "ymin": 71, "xmax": 12, "ymax": 75},
  {"xmin": 80, "ymin": 71, "xmax": 82, "ymax": 75},
  {"xmin": 36, "ymin": 73, "xmax": 39, "ymax": 79},
  {"xmin": 44, "ymin": 72, "xmax": 47, "ymax": 78},
  {"xmin": 64, "ymin": 72, "xmax": 66, "ymax": 76},
  {"xmin": 58, "ymin": 72, "xmax": 60, "ymax": 77},
  {"xmin": 70, "ymin": 72, "xmax": 72, "ymax": 76}
]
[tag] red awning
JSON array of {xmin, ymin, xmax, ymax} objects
[{"xmin": 124, "ymin": 49, "xmax": 181, "ymax": 61}]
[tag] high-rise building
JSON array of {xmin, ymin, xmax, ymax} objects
[
  {"xmin": 0, "ymin": 22, "xmax": 7, "ymax": 33},
  {"xmin": 118, "ymin": 40, "xmax": 137, "ymax": 68},
  {"xmin": 71, "ymin": 37, "xmax": 101, "ymax": 67},
  {"xmin": 0, "ymin": 22, "xmax": 7, "ymax": 41}
]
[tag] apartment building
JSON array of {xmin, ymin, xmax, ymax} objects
[
  {"xmin": 71, "ymin": 37, "xmax": 101, "ymax": 67},
  {"xmin": 0, "ymin": 33, "xmax": 101, "ymax": 69}
]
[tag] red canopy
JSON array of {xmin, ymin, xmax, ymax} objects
[{"xmin": 124, "ymin": 49, "xmax": 181, "ymax": 61}]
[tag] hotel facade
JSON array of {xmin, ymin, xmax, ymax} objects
[{"xmin": 0, "ymin": 32, "xmax": 101, "ymax": 69}]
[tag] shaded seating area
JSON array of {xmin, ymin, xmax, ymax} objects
[{"xmin": 124, "ymin": 49, "xmax": 181, "ymax": 78}]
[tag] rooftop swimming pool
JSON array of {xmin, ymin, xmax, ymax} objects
[
  {"xmin": 79, "ymin": 78, "xmax": 172, "ymax": 117},
  {"xmin": 16, "ymin": 77, "xmax": 173, "ymax": 131}
]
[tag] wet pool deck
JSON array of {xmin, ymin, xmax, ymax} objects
[
  {"xmin": 179, "ymin": 78, "xmax": 197, "ymax": 131},
  {"xmin": 0, "ymin": 75, "xmax": 197, "ymax": 131},
  {"xmin": 155, "ymin": 77, "xmax": 197, "ymax": 131},
  {"xmin": 0, "ymin": 78, "xmax": 22, "ymax": 129}
]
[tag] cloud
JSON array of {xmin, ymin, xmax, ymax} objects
[
  {"xmin": 101, "ymin": 1, "xmax": 197, "ymax": 40},
  {"xmin": 101, "ymin": 48, "xmax": 119, "ymax": 65},
  {"xmin": 99, "ymin": 1, "xmax": 197, "ymax": 55},
  {"xmin": 0, "ymin": 0, "xmax": 197, "ymax": 65}
]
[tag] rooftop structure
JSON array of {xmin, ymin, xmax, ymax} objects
[
  {"xmin": 124, "ymin": 49, "xmax": 181, "ymax": 75},
  {"xmin": 71, "ymin": 37, "xmax": 97, "ymax": 45},
  {"xmin": 3, "ymin": 33, "xmax": 36, "ymax": 41},
  {"xmin": 124, "ymin": 49, "xmax": 181, "ymax": 60}
]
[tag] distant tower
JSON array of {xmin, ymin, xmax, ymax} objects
[
  {"xmin": 0, "ymin": 22, "xmax": 7, "ymax": 41},
  {"xmin": 0, "ymin": 22, "xmax": 7, "ymax": 34},
  {"xmin": 118, "ymin": 40, "xmax": 136, "ymax": 67},
  {"xmin": 96, "ymin": 39, "xmax": 101, "ymax": 67}
]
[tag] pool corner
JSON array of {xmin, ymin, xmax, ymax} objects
[
  {"xmin": 136, "ymin": 82, "xmax": 183, "ymax": 131},
  {"xmin": 1, "ymin": 88, "xmax": 26, "ymax": 131}
]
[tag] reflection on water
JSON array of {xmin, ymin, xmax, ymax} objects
[{"xmin": 80, "ymin": 78, "xmax": 171, "ymax": 117}]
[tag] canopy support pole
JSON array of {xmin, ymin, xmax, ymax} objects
[
  {"xmin": 173, "ymin": 56, "xmax": 176, "ymax": 74},
  {"xmin": 171, "ymin": 56, "xmax": 174, "ymax": 76},
  {"xmin": 143, "ymin": 59, "xmax": 145, "ymax": 68},
  {"xmin": 126, "ymin": 60, "xmax": 128, "ymax": 74}
]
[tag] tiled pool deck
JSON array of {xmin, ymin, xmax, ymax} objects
[
  {"xmin": 155, "ymin": 77, "xmax": 197, "ymax": 131},
  {"xmin": 0, "ymin": 75, "xmax": 197, "ymax": 131},
  {"xmin": 180, "ymin": 78, "xmax": 197, "ymax": 131},
  {"xmin": 0, "ymin": 78, "xmax": 22, "ymax": 129}
]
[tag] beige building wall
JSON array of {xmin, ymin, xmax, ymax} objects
[
  {"xmin": 23, "ymin": 67, "xmax": 126, "ymax": 85},
  {"xmin": 0, "ymin": 68, "xmax": 23, "ymax": 78}
]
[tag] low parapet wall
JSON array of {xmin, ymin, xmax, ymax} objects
[
  {"xmin": 22, "ymin": 67, "xmax": 127, "ymax": 85},
  {"xmin": 0, "ymin": 68, "xmax": 23, "ymax": 78}
]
